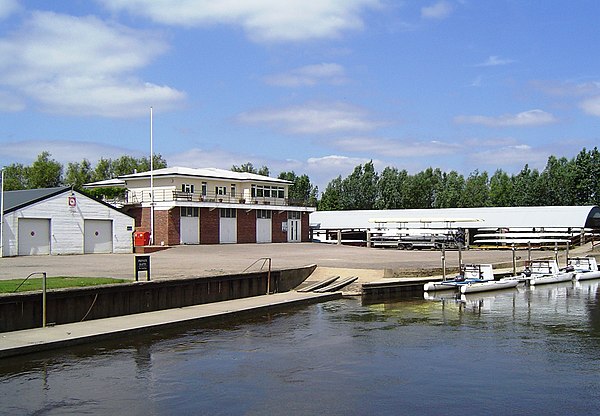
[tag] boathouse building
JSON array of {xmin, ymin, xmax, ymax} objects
[{"xmin": 94, "ymin": 167, "xmax": 315, "ymax": 246}]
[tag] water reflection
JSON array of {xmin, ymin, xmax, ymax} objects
[{"xmin": 2, "ymin": 281, "xmax": 600, "ymax": 415}]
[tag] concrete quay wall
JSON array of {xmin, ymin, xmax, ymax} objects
[{"xmin": 0, "ymin": 265, "xmax": 316, "ymax": 332}]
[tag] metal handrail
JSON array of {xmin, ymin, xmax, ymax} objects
[
  {"xmin": 242, "ymin": 258, "xmax": 273, "ymax": 295},
  {"xmin": 13, "ymin": 271, "xmax": 48, "ymax": 327}
]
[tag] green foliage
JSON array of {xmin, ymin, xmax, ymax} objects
[
  {"xmin": 27, "ymin": 151, "xmax": 63, "ymax": 189},
  {"xmin": 2, "ymin": 152, "xmax": 168, "ymax": 191},
  {"xmin": 317, "ymin": 146, "xmax": 600, "ymax": 210},
  {"xmin": 85, "ymin": 187, "xmax": 127, "ymax": 201},
  {"xmin": 278, "ymin": 171, "xmax": 318, "ymax": 206},
  {"xmin": 231, "ymin": 162, "xmax": 270, "ymax": 176}
]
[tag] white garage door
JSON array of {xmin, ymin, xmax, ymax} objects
[
  {"xmin": 84, "ymin": 219, "xmax": 113, "ymax": 254},
  {"xmin": 18, "ymin": 218, "xmax": 51, "ymax": 255},
  {"xmin": 219, "ymin": 218, "xmax": 237, "ymax": 243},
  {"xmin": 181, "ymin": 216, "xmax": 200, "ymax": 244},
  {"xmin": 256, "ymin": 218, "xmax": 272, "ymax": 243}
]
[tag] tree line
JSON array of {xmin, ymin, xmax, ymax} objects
[
  {"xmin": 319, "ymin": 147, "xmax": 600, "ymax": 210},
  {"xmin": 3, "ymin": 147, "xmax": 598, "ymax": 209},
  {"xmin": 2, "ymin": 151, "xmax": 167, "ymax": 191}
]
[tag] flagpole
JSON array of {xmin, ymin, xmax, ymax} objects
[
  {"xmin": 1, "ymin": 168, "xmax": 4, "ymax": 258},
  {"xmin": 150, "ymin": 106, "xmax": 154, "ymax": 246}
]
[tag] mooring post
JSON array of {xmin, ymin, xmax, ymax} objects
[
  {"xmin": 512, "ymin": 244, "xmax": 516, "ymax": 276},
  {"xmin": 42, "ymin": 272, "xmax": 47, "ymax": 328},
  {"xmin": 441, "ymin": 245, "xmax": 446, "ymax": 281},
  {"xmin": 528, "ymin": 241, "xmax": 532, "ymax": 262},
  {"xmin": 566, "ymin": 241, "xmax": 570, "ymax": 262},
  {"xmin": 554, "ymin": 242, "xmax": 559, "ymax": 266},
  {"xmin": 267, "ymin": 258, "xmax": 272, "ymax": 295}
]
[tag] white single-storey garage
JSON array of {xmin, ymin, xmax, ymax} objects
[{"xmin": 1, "ymin": 187, "xmax": 134, "ymax": 257}]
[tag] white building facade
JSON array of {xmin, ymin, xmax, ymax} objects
[{"xmin": 1, "ymin": 187, "xmax": 134, "ymax": 257}]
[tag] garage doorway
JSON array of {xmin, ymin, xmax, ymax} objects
[
  {"xmin": 18, "ymin": 218, "xmax": 51, "ymax": 255},
  {"xmin": 84, "ymin": 219, "xmax": 113, "ymax": 253}
]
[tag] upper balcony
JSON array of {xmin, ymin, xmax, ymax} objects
[{"xmin": 123, "ymin": 189, "xmax": 316, "ymax": 208}]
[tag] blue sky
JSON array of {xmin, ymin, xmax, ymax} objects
[{"xmin": 1, "ymin": 1, "xmax": 600, "ymax": 191}]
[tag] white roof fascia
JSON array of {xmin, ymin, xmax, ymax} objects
[{"xmin": 119, "ymin": 167, "xmax": 291, "ymax": 185}]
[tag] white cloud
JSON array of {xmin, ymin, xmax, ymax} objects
[
  {"xmin": 475, "ymin": 55, "xmax": 515, "ymax": 67},
  {"xmin": 454, "ymin": 109, "xmax": 558, "ymax": 127},
  {"xmin": 469, "ymin": 144, "xmax": 548, "ymax": 171},
  {"xmin": 238, "ymin": 102, "xmax": 382, "ymax": 134},
  {"xmin": 98, "ymin": 0, "xmax": 382, "ymax": 43},
  {"xmin": 421, "ymin": 1, "xmax": 453, "ymax": 20},
  {"xmin": 580, "ymin": 96, "xmax": 600, "ymax": 117},
  {"xmin": 531, "ymin": 80, "xmax": 600, "ymax": 97},
  {"xmin": 333, "ymin": 136, "xmax": 460, "ymax": 157},
  {"xmin": 0, "ymin": 0, "xmax": 19, "ymax": 20},
  {"xmin": 265, "ymin": 63, "xmax": 347, "ymax": 87},
  {"xmin": 0, "ymin": 11, "xmax": 185, "ymax": 117}
]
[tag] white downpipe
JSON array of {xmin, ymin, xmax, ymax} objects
[{"xmin": 150, "ymin": 106, "xmax": 155, "ymax": 245}]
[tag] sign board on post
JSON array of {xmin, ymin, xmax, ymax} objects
[{"xmin": 135, "ymin": 255, "xmax": 151, "ymax": 281}]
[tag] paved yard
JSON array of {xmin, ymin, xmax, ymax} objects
[{"xmin": 0, "ymin": 242, "xmax": 557, "ymax": 281}]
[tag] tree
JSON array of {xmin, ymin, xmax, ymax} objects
[
  {"xmin": 461, "ymin": 170, "xmax": 490, "ymax": 207},
  {"xmin": 65, "ymin": 159, "xmax": 93, "ymax": 189},
  {"xmin": 92, "ymin": 158, "xmax": 113, "ymax": 182},
  {"xmin": 489, "ymin": 169, "xmax": 513, "ymax": 207},
  {"xmin": 318, "ymin": 176, "xmax": 343, "ymax": 211},
  {"xmin": 27, "ymin": 152, "xmax": 62, "ymax": 189},
  {"xmin": 375, "ymin": 167, "xmax": 407, "ymax": 209},
  {"xmin": 1, "ymin": 163, "xmax": 28, "ymax": 191},
  {"xmin": 401, "ymin": 168, "xmax": 441, "ymax": 209},
  {"xmin": 232, "ymin": 162, "xmax": 270, "ymax": 176},
  {"xmin": 340, "ymin": 161, "xmax": 378, "ymax": 210},
  {"xmin": 278, "ymin": 171, "xmax": 318, "ymax": 206},
  {"xmin": 435, "ymin": 170, "xmax": 464, "ymax": 208}
]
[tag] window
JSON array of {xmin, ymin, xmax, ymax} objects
[
  {"xmin": 288, "ymin": 211, "xmax": 301, "ymax": 219},
  {"xmin": 201, "ymin": 182, "xmax": 207, "ymax": 196},
  {"xmin": 220, "ymin": 208, "xmax": 236, "ymax": 218},
  {"xmin": 215, "ymin": 186, "xmax": 227, "ymax": 196},
  {"xmin": 182, "ymin": 183, "xmax": 194, "ymax": 193},
  {"xmin": 257, "ymin": 210, "xmax": 272, "ymax": 219},
  {"xmin": 181, "ymin": 207, "xmax": 199, "ymax": 217},
  {"xmin": 230, "ymin": 184, "xmax": 236, "ymax": 197},
  {"xmin": 251, "ymin": 184, "xmax": 285, "ymax": 199}
]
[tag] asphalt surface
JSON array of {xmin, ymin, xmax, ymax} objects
[{"xmin": 0, "ymin": 242, "xmax": 554, "ymax": 281}]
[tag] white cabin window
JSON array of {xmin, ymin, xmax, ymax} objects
[
  {"xmin": 220, "ymin": 208, "xmax": 236, "ymax": 218},
  {"xmin": 288, "ymin": 211, "xmax": 301, "ymax": 220},
  {"xmin": 257, "ymin": 210, "xmax": 271, "ymax": 219},
  {"xmin": 182, "ymin": 183, "xmax": 194, "ymax": 193},
  {"xmin": 181, "ymin": 207, "xmax": 199, "ymax": 217},
  {"xmin": 201, "ymin": 182, "xmax": 207, "ymax": 196},
  {"xmin": 230, "ymin": 184, "xmax": 236, "ymax": 197},
  {"xmin": 216, "ymin": 186, "xmax": 227, "ymax": 196}
]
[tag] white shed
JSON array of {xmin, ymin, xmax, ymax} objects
[{"xmin": 1, "ymin": 187, "xmax": 134, "ymax": 257}]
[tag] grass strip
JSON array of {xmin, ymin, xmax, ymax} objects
[{"xmin": 0, "ymin": 277, "xmax": 130, "ymax": 294}]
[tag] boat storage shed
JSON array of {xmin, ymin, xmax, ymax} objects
[
  {"xmin": 1, "ymin": 187, "xmax": 134, "ymax": 257},
  {"xmin": 311, "ymin": 206, "xmax": 600, "ymax": 246}
]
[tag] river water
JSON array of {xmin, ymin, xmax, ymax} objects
[{"xmin": 2, "ymin": 280, "xmax": 600, "ymax": 415}]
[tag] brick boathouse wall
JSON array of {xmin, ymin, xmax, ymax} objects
[{"xmin": 128, "ymin": 207, "xmax": 310, "ymax": 245}]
